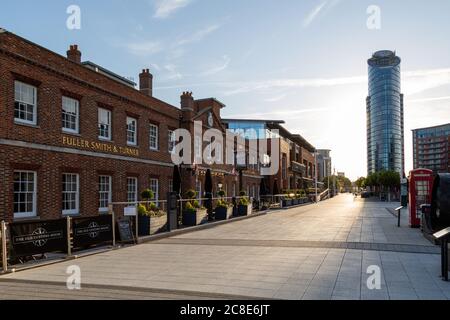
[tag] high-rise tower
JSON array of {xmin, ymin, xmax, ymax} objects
[{"xmin": 367, "ymin": 50, "xmax": 405, "ymax": 176}]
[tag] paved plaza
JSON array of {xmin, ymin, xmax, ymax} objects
[{"xmin": 1, "ymin": 194, "xmax": 449, "ymax": 300}]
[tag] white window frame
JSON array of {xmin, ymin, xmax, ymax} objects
[
  {"xmin": 13, "ymin": 170, "xmax": 37, "ymax": 219},
  {"xmin": 98, "ymin": 108, "xmax": 112, "ymax": 140},
  {"xmin": 149, "ymin": 178, "xmax": 159, "ymax": 203},
  {"xmin": 62, "ymin": 96, "xmax": 80, "ymax": 134},
  {"xmin": 126, "ymin": 117, "xmax": 138, "ymax": 146},
  {"xmin": 62, "ymin": 173, "xmax": 80, "ymax": 216},
  {"xmin": 99, "ymin": 175, "xmax": 112, "ymax": 213},
  {"xmin": 14, "ymin": 81, "xmax": 37, "ymax": 125},
  {"xmin": 196, "ymin": 180, "xmax": 202, "ymax": 205},
  {"xmin": 149, "ymin": 124, "xmax": 159, "ymax": 151},
  {"xmin": 127, "ymin": 177, "xmax": 138, "ymax": 205}
]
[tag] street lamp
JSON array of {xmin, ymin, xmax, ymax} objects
[{"xmin": 314, "ymin": 150, "xmax": 318, "ymax": 203}]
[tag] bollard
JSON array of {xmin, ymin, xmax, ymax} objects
[
  {"xmin": 1, "ymin": 221, "xmax": 7, "ymax": 273},
  {"xmin": 395, "ymin": 206, "xmax": 403, "ymax": 227},
  {"xmin": 66, "ymin": 216, "xmax": 72, "ymax": 257}
]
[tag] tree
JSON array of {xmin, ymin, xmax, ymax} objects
[{"xmin": 355, "ymin": 177, "xmax": 366, "ymax": 190}]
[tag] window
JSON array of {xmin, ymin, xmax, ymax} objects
[
  {"xmin": 62, "ymin": 173, "xmax": 79, "ymax": 215},
  {"xmin": 149, "ymin": 178, "xmax": 159, "ymax": 202},
  {"xmin": 98, "ymin": 108, "xmax": 111, "ymax": 140},
  {"xmin": 196, "ymin": 180, "xmax": 202, "ymax": 205},
  {"xmin": 127, "ymin": 177, "xmax": 138, "ymax": 205},
  {"xmin": 99, "ymin": 175, "xmax": 112, "ymax": 212},
  {"xmin": 13, "ymin": 170, "xmax": 37, "ymax": 218},
  {"xmin": 14, "ymin": 81, "xmax": 37, "ymax": 125},
  {"xmin": 126, "ymin": 117, "xmax": 137, "ymax": 146},
  {"xmin": 62, "ymin": 97, "xmax": 79, "ymax": 133},
  {"xmin": 168, "ymin": 130, "xmax": 176, "ymax": 153},
  {"xmin": 149, "ymin": 124, "xmax": 159, "ymax": 150}
]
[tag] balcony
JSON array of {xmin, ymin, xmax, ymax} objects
[{"xmin": 291, "ymin": 161, "xmax": 306, "ymax": 174}]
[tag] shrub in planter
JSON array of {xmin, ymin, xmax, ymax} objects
[
  {"xmin": 138, "ymin": 204, "xmax": 151, "ymax": 236},
  {"xmin": 148, "ymin": 209, "xmax": 168, "ymax": 235},
  {"xmin": 182, "ymin": 191, "xmax": 208, "ymax": 226},
  {"xmin": 238, "ymin": 195, "xmax": 252, "ymax": 216},
  {"xmin": 282, "ymin": 197, "xmax": 292, "ymax": 207},
  {"xmin": 215, "ymin": 199, "xmax": 233, "ymax": 220}
]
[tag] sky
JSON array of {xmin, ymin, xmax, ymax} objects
[{"xmin": 1, "ymin": 0, "xmax": 450, "ymax": 180}]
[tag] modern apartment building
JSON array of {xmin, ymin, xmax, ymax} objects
[{"xmin": 412, "ymin": 123, "xmax": 450, "ymax": 173}]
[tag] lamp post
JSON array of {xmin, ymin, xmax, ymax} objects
[{"xmin": 314, "ymin": 150, "xmax": 318, "ymax": 203}]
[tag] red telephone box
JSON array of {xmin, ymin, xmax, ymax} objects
[{"xmin": 408, "ymin": 169, "xmax": 434, "ymax": 228}]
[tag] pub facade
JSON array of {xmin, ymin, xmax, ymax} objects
[{"xmin": 0, "ymin": 28, "xmax": 263, "ymax": 222}]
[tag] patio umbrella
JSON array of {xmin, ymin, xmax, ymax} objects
[
  {"xmin": 205, "ymin": 169, "xmax": 213, "ymax": 195},
  {"xmin": 172, "ymin": 165, "xmax": 181, "ymax": 196},
  {"xmin": 205, "ymin": 169, "xmax": 214, "ymax": 221}
]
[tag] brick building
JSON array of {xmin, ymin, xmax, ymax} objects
[
  {"xmin": 0, "ymin": 29, "xmax": 262, "ymax": 222},
  {"xmin": 412, "ymin": 123, "xmax": 450, "ymax": 174},
  {"xmin": 223, "ymin": 119, "xmax": 317, "ymax": 194}
]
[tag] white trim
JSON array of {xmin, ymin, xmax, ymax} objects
[
  {"xmin": 0, "ymin": 139, "xmax": 175, "ymax": 168},
  {"xmin": 149, "ymin": 123, "xmax": 159, "ymax": 151},
  {"xmin": 14, "ymin": 81, "xmax": 37, "ymax": 126},
  {"xmin": 98, "ymin": 108, "xmax": 112, "ymax": 141},
  {"xmin": 127, "ymin": 176, "xmax": 138, "ymax": 205},
  {"xmin": 99, "ymin": 175, "xmax": 112, "ymax": 213},
  {"xmin": 62, "ymin": 96, "xmax": 80, "ymax": 134},
  {"xmin": 13, "ymin": 170, "xmax": 37, "ymax": 219},
  {"xmin": 126, "ymin": 117, "xmax": 138, "ymax": 146},
  {"xmin": 62, "ymin": 173, "xmax": 80, "ymax": 216}
]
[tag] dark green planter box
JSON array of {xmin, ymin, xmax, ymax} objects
[
  {"xmin": 182, "ymin": 209, "xmax": 208, "ymax": 226},
  {"xmin": 215, "ymin": 207, "xmax": 233, "ymax": 220},
  {"xmin": 138, "ymin": 215, "xmax": 150, "ymax": 236},
  {"xmin": 292, "ymin": 199, "xmax": 299, "ymax": 205},
  {"xmin": 238, "ymin": 204, "xmax": 252, "ymax": 216},
  {"xmin": 282, "ymin": 199, "xmax": 293, "ymax": 207}
]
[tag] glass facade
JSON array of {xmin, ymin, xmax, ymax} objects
[{"xmin": 367, "ymin": 50, "xmax": 405, "ymax": 176}]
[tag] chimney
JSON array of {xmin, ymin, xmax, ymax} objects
[
  {"xmin": 67, "ymin": 45, "xmax": 81, "ymax": 64},
  {"xmin": 139, "ymin": 69, "xmax": 153, "ymax": 97},
  {"xmin": 180, "ymin": 91, "xmax": 194, "ymax": 111}
]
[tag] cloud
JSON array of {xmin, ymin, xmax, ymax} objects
[
  {"xmin": 164, "ymin": 64, "xmax": 183, "ymax": 80},
  {"xmin": 220, "ymin": 67, "xmax": 450, "ymax": 96},
  {"xmin": 407, "ymin": 95, "xmax": 450, "ymax": 103},
  {"xmin": 303, "ymin": 0, "xmax": 341, "ymax": 28},
  {"xmin": 201, "ymin": 55, "xmax": 231, "ymax": 76},
  {"xmin": 125, "ymin": 41, "xmax": 163, "ymax": 56},
  {"xmin": 153, "ymin": 0, "xmax": 192, "ymax": 19},
  {"xmin": 176, "ymin": 24, "xmax": 220, "ymax": 46},
  {"xmin": 226, "ymin": 107, "xmax": 331, "ymax": 119},
  {"xmin": 264, "ymin": 94, "xmax": 287, "ymax": 102},
  {"xmin": 402, "ymin": 68, "xmax": 450, "ymax": 95}
]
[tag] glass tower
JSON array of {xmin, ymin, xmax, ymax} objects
[{"xmin": 367, "ymin": 50, "xmax": 405, "ymax": 176}]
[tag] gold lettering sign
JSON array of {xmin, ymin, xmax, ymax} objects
[{"xmin": 62, "ymin": 136, "xmax": 139, "ymax": 157}]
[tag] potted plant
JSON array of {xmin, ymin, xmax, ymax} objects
[
  {"xmin": 182, "ymin": 189, "xmax": 208, "ymax": 226},
  {"xmin": 282, "ymin": 190, "xmax": 293, "ymax": 207},
  {"xmin": 215, "ymin": 190, "xmax": 233, "ymax": 220},
  {"xmin": 148, "ymin": 203, "xmax": 168, "ymax": 235},
  {"xmin": 237, "ymin": 191, "xmax": 253, "ymax": 216},
  {"xmin": 137, "ymin": 189, "xmax": 154, "ymax": 236}
]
